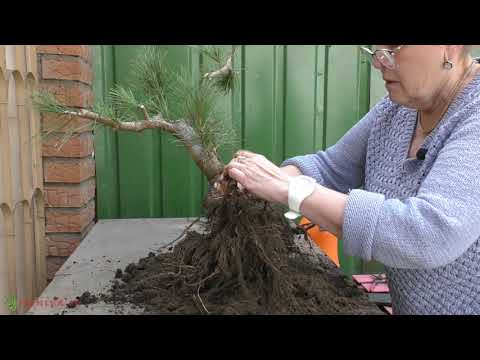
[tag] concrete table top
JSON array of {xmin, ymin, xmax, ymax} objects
[{"xmin": 28, "ymin": 218, "xmax": 200, "ymax": 315}]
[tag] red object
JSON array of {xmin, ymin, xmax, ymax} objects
[
  {"xmin": 383, "ymin": 306, "xmax": 393, "ymax": 315},
  {"xmin": 352, "ymin": 274, "xmax": 389, "ymax": 293},
  {"xmin": 66, "ymin": 299, "xmax": 80, "ymax": 309}
]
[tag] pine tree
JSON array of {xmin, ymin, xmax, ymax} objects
[{"xmin": 34, "ymin": 46, "xmax": 237, "ymax": 184}]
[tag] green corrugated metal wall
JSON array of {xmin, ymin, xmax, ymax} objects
[{"xmin": 92, "ymin": 45, "xmax": 388, "ymax": 275}]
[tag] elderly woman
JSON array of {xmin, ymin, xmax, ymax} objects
[{"xmin": 225, "ymin": 45, "xmax": 480, "ymax": 315}]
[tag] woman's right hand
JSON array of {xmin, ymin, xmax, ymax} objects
[{"xmin": 214, "ymin": 158, "xmax": 302, "ymax": 194}]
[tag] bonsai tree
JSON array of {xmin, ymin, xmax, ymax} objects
[{"xmin": 33, "ymin": 45, "xmax": 381, "ymax": 315}]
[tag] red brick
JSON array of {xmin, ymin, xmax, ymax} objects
[
  {"xmin": 47, "ymin": 238, "xmax": 80, "ymax": 257},
  {"xmin": 42, "ymin": 132, "xmax": 94, "ymax": 158},
  {"xmin": 43, "ymin": 157, "xmax": 95, "ymax": 183},
  {"xmin": 41, "ymin": 113, "xmax": 93, "ymax": 133},
  {"xmin": 46, "ymin": 257, "xmax": 67, "ymax": 280},
  {"xmin": 83, "ymin": 46, "xmax": 93, "ymax": 65},
  {"xmin": 38, "ymin": 45, "xmax": 91, "ymax": 63},
  {"xmin": 45, "ymin": 200, "xmax": 95, "ymax": 233},
  {"xmin": 44, "ymin": 178, "xmax": 95, "ymax": 208},
  {"xmin": 41, "ymin": 81, "xmax": 93, "ymax": 108},
  {"xmin": 46, "ymin": 221, "xmax": 94, "ymax": 257},
  {"xmin": 39, "ymin": 45, "xmax": 96, "ymax": 276},
  {"xmin": 42, "ymin": 57, "xmax": 92, "ymax": 85}
]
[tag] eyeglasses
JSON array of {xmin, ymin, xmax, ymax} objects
[{"xmin": 360, "ymin": 45, "xmax": 405, "ymax": 70}]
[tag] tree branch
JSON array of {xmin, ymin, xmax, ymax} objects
[
  {"xmin": 204, "ymin": 56, "xmax": 233, "ymax": 80},
  {"xmin": 61, "ymin": 108, "xmax": 224, "ymax": 182},
  {"xmin": 63, "ymin": 109, "xmax": 177, "ymax": 134}
]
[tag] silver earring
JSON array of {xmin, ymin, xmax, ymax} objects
[
  {"xmin": 443, "ymin": 53, "xmax": 454, "ymax": 70},
  {"xmin": 443, "ymin": 60, "xmax": 454, "ymax": 70}
]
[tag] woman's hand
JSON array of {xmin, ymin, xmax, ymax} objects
[
  {"xmin": 280, "ymin": 165, "xmax": 303, "ymax": 177},
  {"xmin": 222, "ymin": 150, "xmax": 346, "ymax": 237},
  {"xmin": 225, "ymin": 150, "xmax": 292, "ymax": 205}
]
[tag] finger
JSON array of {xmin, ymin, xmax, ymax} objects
[
  {"xmin": 235, "ymin": 155, "xmax": 252, "ymax": 165},
  {"xmin": 234, "ymin": 150, "xmax": 256, "ymax": 158},
  {"xmin": 228, "ymin": 167, "xmax": 248, "ymax": 186},
  {"xmin": 228, "ymin": 155, "xmax": 249, "ymax": 166},
  {"xmin": 225, "ymin": 160, "xmax": 250, "ymax": 173}
]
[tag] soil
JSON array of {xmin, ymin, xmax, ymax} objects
[
  {"xmin": 78, "ymin": 291, "xmax": 98, "ymax": 305},
  {"xmin": 74, "ymin": 183, "xmax": 383, "ymax": 315}
]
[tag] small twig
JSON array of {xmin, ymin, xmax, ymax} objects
[
  {"xmin": 139, "ymin": 105, "xmax": 150, "ymax": 121},
  {"xmin": 197, "ymin": 286, "xmax": 209, "ymax": 315},
  {"xmin": 149, "ymin": 286, "xmax": 166, "ymax": 291},
  {"xmin": 180, "ymin": 265, "xmax": 195, "ymax": 269},
  {"xmin": 176, "ymin": 263, "xmax": 196, "ymax": 276},
  {"xmin": 203, "ymin": 56, "xmax": 233, "ymax": 80},
  {"xmin": 193, "ymin": 271, "xmax": 219, "ymax": 315},
  {"xmin": 253, "ymin": 240, "xmax": 281, "ymax": 274},
  {"xmin": 191, "ymin": 294, "xmax": 207, "ymax": 314},
  {"xmin": 297, "ymin": 223, "xmax": 316, "ymax": 232},
  {"xmin": 231, "ymin": 45, "xmax": 239, "ymax": 57},
  {"xmin": 159, "ymin": 217, "xmax": 202, "ymax": 250},
  {"xmin": 185, "ymin": 270, "xmax": 219, "ymax": 287}
]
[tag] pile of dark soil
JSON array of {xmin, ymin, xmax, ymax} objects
[{"xmin": 81, "ymin": 183, "xmax": 383, "ymax": 315}]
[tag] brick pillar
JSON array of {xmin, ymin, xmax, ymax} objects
[{"xmin": 37, "ymin": 46, "xmax": 96, "ymax": 281}]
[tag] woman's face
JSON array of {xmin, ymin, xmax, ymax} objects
[{"xmin": 374, "ymin": 45, "xmax": 460, "ymax": 110}]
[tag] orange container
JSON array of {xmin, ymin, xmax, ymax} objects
[{"xmin": 299, "ymin": 217, "xmax": 340, "ymax": 267}]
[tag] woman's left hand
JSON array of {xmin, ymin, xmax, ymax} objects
[{"xmin": 225, "ymin": 150, "xmax": 291, "ymax": 205}]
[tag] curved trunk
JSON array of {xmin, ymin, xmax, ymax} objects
[{"xmin": 173, "ymin": 122, "xmax": 224, "ymax": 183}]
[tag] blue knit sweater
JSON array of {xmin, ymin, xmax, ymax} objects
[{"xmin": 282, "ymin": 66, "xmax": 480, "ymax": 315}]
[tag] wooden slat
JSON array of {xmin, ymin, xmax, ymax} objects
[
  {"xmin": 0, "ymin": 46, "xmax": 43, "ymax": 313},
  {"xmin": 1, "ymin": 69, "xmax": 17, "ymax": 304},
  {"xmin": 25, "ymin": 46, "xmax": 37, "ymax": 77},
  {"xmin": 28, "ymin": 70, "xmax": 47, "ymax": 294},
  {"xmin": 33, "ymin": 191, "xmax": 46, "ymax": 295},
  {"xmin": 0, "ymin": 66, "xmax": 13, "ymax": 313},
  {"xmin": 27, "ymin": 76, "xmax": 42, "ymax": 191},
  {"xmin": 5, "ymin": 45, "xmax": 15, "ymax": 72},
  {"xmin": 13, "ymin": 203, "xmax": 26, "ymax": 313},
  {"xmin": 0, "ymin": 74, "xmax": 8, "ymax": 206},
  {"xmin": 0, "ymin": 205, "xmax": 11, "ymax": 314},
  {"xmin": 2, "ymin": 206, "xmax": 17, "ymax": 313},
  {"xmin": 14, "ymin": 74, "xmax": 33, "ymax": 202},
  {"xmin": 23, "ymin": 203, "xmax": 34, "ymax": 307},
  {"xmin": 0, "ymin": 46, "xmax": 5, "ymax": 75},
  {"xmin": 14, "ymin": 46, "xmax": 26, "ymax": 78}
]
